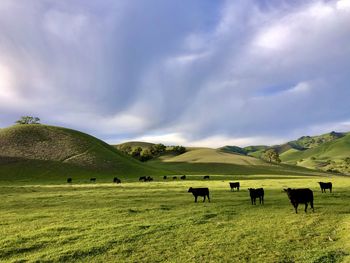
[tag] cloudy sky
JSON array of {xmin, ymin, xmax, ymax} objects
[{"xmin": 1, "ymin": 0, "xmax": 350, "ymax": 147}]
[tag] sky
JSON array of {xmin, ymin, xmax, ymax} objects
[{"xmin": 1, "ymin": 0, "xmax": 350, "ymax": 147}]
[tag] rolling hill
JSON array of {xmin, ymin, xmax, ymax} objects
[
  {"xmin": 280, "ymin": 132, "xmax": 350, "ymax": 173},
  {"xmin": 0, "ymin": 124, "xmax": 165, "ymax": 183},
  {"xmin": 148, "ymin": 147, "xmax": 316, "ymax": 176},
  {"xmin": 223, "ymin": 131, "xmax": 350, "ymax": 174}
]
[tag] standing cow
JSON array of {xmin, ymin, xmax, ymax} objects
[
  {"xmin": 318, "ymin": 182, "xmax": 332, "ymax": 193},
  {"xmin": 113, "ymin": 177, "xmax": 121, "ymax": 184},
  {"xmin": 284, "ymin": 188, "xmax": 314, "ymax": 213},
  {"xmin": 203, "ymin": 175, "xmax": 210, "ymax": 180},
  {"xmin": 248, "ymin": 188, "xmax": 264, "ymax": 205},
  {"xmin": 67, "ymin": 178, "xmax": 72, "ymax": 183},
  {"xmin": 181, "ymin": 175, "xmax": 186, "ymax": 180},
  {"xmin": 229, "ymin": 182, "xmax": 240, "ymax": 191},
  {"xmin": 188, "ymin": 187, "xmax": 210, "ymax": 203}
]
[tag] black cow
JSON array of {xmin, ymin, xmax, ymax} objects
[
  {"xmin": 173, "ymin": 176, "xmax": 177, "ymax": 180},
  {"xmin": 203, "ymin": 175, "xmax": 210, "ymax": 180},
  {"xmin": 90, "ymin": 178, "xmax": 96, "ymax": 183},
  {"xmin": 188, "ymin": 187, "xmax": 210, "ymax": 203},
  {"xmin": 318, "ymin": 182, "xmax": 332, "ymax": 193},
  {"xmin": 145, "ymin": 176, "xmax": 153, "ymax": 182},
  {"xmin": 163, "ymin": 176, "xmax": 167, "ymax": 180},
  {"xmin": 248, "ymin": 188, "xmax": 264, "ymax": 205},
  {"xmin": 229, "ymin": 182, "xmax": 240, "ymax": 191},
  {"xmin": 67, "ymin": 178, "xmax": 72, "ymax": 183},
  {"xmin": 113, "ymin": 177, "xmax": 121, "ymax": 184},
  {"xmin": 181, "ymin": 175, "xmax": 186, "ymax": 180},
  {"xmin": 284, "ymin": 188, "xmax": 314, "ymax": 213},
  {"xmin": 139, "ymin": 176, "xmax": 146, "ymax": 181}
]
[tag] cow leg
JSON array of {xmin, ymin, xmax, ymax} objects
[
  {"xmin": 203, "ymin": 195, "xmax": 206, "ymax": 202},
  {"xmin": 330, "ymin": 187, "xmax": 332, "ymax": 193},
  {"xmin": 207, "ymin": 194, "xmax": 211, "ymax": 202},
  {"xmin": 237, "ymin": 187, "xmax": 239, "ymax": 191},
  {"xmin": 305, "ymin": 203, "xmax": 308, "ymax": 213},
  {"xmin": 294, "ymin": 204, "xmax": 298, "ymax": 214},
  {"xmin": 195, "ymin": 196, "xmax": 197, "ymax": 203}
]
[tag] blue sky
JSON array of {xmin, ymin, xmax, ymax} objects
[{"xmin": 1, "ymin": 0, "xmax": 350, "ymax": 147}]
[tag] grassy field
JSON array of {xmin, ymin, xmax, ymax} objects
[{"xmin": 1, "ymin": 174, "xmax": 349, "ymax": 262}]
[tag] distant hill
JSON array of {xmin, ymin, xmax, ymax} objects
[
  {"xmin": 0, "ymin": 125, "xmax": 165, "ymax": 182},
  {"xmin": 223, "ymin": 131, "xmax": 350, "ymax": 174},
  {"xmin": 280, "ymin": 132, "xmax": 350, "ymax": 173},
  {"xmin": 220, "ymin": 145, "xmax": 268, "ymax": 158},
  {"xmin": 115, "ymin": 141, "xmax": 155, "ymax": 150},
  {"xmin": 148, "ymin": 147, "xmax": 315, "ymax": 175}
]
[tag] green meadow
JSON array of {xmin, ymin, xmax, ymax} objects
[{"xmin": 1, "ymin": 174, "xmax": 350, "ymax": 263}]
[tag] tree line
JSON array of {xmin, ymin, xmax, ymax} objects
[{"xmin": 119, "ymin": 143, "xmax": 186, "ymax": 162}]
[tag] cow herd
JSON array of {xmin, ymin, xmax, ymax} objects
[
  {"xmin": 66, "ymin": 175, "xmax": 333, "ymax": 214},
  {"xmin": 187, "ymin": 181, "xmax": 333, "ymax": 213},
  {"xmin": 66, "ymin": 177, "xmax": 121, "ymax": 184}
]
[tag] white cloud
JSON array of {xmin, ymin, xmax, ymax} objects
[{"xmin": 1, "ymin": 0, "xmax": 350, "ymax": 147}]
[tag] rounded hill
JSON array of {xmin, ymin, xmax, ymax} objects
[{"xmin": 0, "ymin": 124, "xmax": 162, "ymax": 177}]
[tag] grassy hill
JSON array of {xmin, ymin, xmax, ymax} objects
[
  {"xmin": 0, "ymin": 125, "xmax": 165, "ymax": 183},
  {"xmin": 222, "ymin": 131, "xmax": 350, "ymax": 174},
  {"xmin": 116, "ymin": 141, "xmax": 155, "ymax": 150},
  {"xmin": 148, "ymin": 147, "xmax": 317, "ymax": 176},
  {"xmin": 281, "ymin": 132, "xmax": 350, "ymax": 173}
]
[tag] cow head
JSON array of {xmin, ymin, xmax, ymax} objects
[{"xmin": 188, "ymin": 187, "xmax": 193, "ymax": 193}]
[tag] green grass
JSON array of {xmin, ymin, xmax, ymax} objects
[{"xmin": 1, "ymin": 175, "xmax": 349, "ymax": 262}]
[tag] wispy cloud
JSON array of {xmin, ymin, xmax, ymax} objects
[{"xmin": 1, "ymin": 0, "xmax": 350, "ymax": 147}]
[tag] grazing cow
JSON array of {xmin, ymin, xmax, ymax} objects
[
  {"xmin": 139, "ymin": 176, "xmax": 146, "ymax": 181},
  {"xmin": 248, "ymin": 188, "xmax": 264, "ymax": 205},
  {"xmin": 173, "ymin": 176, "xmax": 177, "ymax": 180},
  {"xmin": 90, "ymin": 178, "xmax": 96, "ymax": 183},
  {"xmin": 113, "ymin": 177, "xmax": 121, "ymax": 184},
  {"xmin": 143, "ymin": 176, "xmax": 153, "ymax": 182},
  {"xmin": 318, "ymin": 182, "xmax": 332, "ymax": 193},
  {"xmin": 203, "ymin": 175, "xmax": 210, "ymax": 180},
  {"xmin": 67, "ymin": 178, "xmax": 72, "ymax": 183},
  {"xmin": 284, "ymin": 188, "xmax": 314, "ymax": 213},
  {"xmin": 229, "ymin": 182, "xmax": 240, "ymax": 191},
  {"xmin": 163, "ymin": 176, "xmax": 167, "ymax": 180},
  {"xmin": 188, "ymin": 187, "xmax": 210, "ymax": 203},
  {"xmin": 181, "ymin": 175, "xmax": 186, "ymax": 180}
]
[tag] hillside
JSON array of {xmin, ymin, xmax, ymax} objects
[
  {"xmin": 281, "ymin": 132, "xmax": 350, "ymax": 173},
  {"xmin": 148, "ymin": 147, "xmax": 315, "ymax": 175},
  {"xmin": 116, "ymin": 141, "xmax": 155, "ymax": 150},
  {"xmin": 0, "ymin": 125, "xmax": 165, "ymax": 183}
]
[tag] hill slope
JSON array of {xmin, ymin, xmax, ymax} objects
[
  {"xmin": 148, "ymin": 147, "xmax": 315, "ymax": 175},
  {"xmin": 281, "ymin": 132, "xmax": 350, "ymax": 173},
  {"xmin": 0, "ymin": 125, "xmax": 165, "ymax": 183}
]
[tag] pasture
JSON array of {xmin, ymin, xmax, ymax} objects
[{"xmin": 1, "ymin": 174, "xmax": 350, "ymax": 262}]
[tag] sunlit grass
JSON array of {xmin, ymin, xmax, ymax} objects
[{"xmin": 0, "ymin": 174, "xmax": 349, "ymax": 262}]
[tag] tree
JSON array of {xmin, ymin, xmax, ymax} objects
[
  {"xmin": 140, "ymin": 149, "xmax": 153, "ymax": 162},
  {"xmin": 150, "ymin": 143, "xmax": 166, "ymax": 155},
  {"xmin": 172, "ymin": 145, "xmax": 186, "ymax": 154},
  {"xmin": 131, "ymin": 147, "xmax": 142, "ymax": 158},
  {"xmin": 120, "ymin": 145, "xmax": 132, "ymax": 155},
  {"xmin": 16, "ymin": 116, "xmax": 40, "ymax": 125},
  {"xmin": 262, "ymin": 149, "xmax": 281, "ymax": 163}
]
